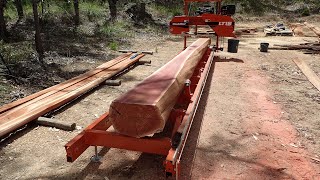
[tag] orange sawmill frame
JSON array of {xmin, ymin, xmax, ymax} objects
[
  {"xmin": 180, "ymin": 0, "xmax": 232, "ymax": 49},
  {"xmin": 65, "ymin": 47, "xmax": 215, "ymax": 179}
]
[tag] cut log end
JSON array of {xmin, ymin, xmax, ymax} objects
[{"xmin": 110, "ymin": 103, "xmax": 164, "ymax": 138}]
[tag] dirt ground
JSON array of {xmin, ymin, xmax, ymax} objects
[{"xmin": 1, "ymin": 23, "xmax": 320, "ymax": 179}]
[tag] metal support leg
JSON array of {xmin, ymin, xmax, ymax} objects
[{"xmin": 90, "ymin": 146, "xmax": 101, "ymax": 162}]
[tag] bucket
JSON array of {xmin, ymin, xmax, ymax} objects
[
  {"xmin": 228, "ymin": 39, "xmax": 240, "ymax": 53},
  {"xmin": 260, "ymin": 43, "xmax": 269, "ymax": 52}
]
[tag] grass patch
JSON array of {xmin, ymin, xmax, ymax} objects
[
  {"xmin": 108, "ymin": 41, "xmax": 118, "ymax": 51},
  {"xmin": 152, "ymin": 4, "xmax": 182, "ymax": 17},
  {"xmin": 0, "ymin": 82, "xmax": 12, "ymax": 105},
  {"xmin": 0, "ymin": 41, "xmax": 34, "ymax": 64},
  {"xmin": 98, "ymin": 21, "xmax": 133, "ymax": 38},
  {"xmin": 80, "ymin": 1, "xmax": 106, "ymax": 22}
]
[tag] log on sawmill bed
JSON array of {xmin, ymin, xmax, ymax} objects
[{"xmin": 109, "ymin": 38, "xmax": 211, "ymax": 138}]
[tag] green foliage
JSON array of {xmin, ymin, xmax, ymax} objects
[
  {"xmin": 98, "ymin": 21, "xmax": 132, "ymax": 38},
  {"xmin": 300, "ymin": 7, "xmax": 311, "ymax": 16},
  {"xmin": 108, "ymin": 41, "xmax": 118, "ymax": 51},
  {"xmin": 152, "ymin": 4, "xmax": 183, "ymax": 16},
  {"xmin": 80, "ymin": 1, "xmax": 106, "ymax": 21},
  {"xmin": 4, "ymin": 1, "xmax": 18, "ymax": 21}
]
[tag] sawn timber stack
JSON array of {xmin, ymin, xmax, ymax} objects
[
  {"xmin": 109, "ymin": 38, "xmax": 211, "ymax": 138},
  {"xmin": 0, "ymin": 53, "xmax": 144, "ymax": 138}
]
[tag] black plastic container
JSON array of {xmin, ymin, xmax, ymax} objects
[
  {"xmin": 260, "ymin": 43, "xmax": 269, "ymax": 52},
  {"xmin": 228, "ymin": 39, "xmax": 240, "ymax": 53}
]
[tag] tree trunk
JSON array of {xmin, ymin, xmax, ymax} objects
[
  {"xmin": 74, "ymin": 0, "xmax": 79, "ymax": 25},
  {"xmin": 0, "ymin": 0, "xmax": 6, "ymax": 41},
  {"xmin": 32, "ymin": 0, "xmax": 44, "ymax": 58},
  {"xmin": 14, "ymin": 0, "xmax": 24, "ymax": 19},
  {"xmin": 107, "ymin": 0, "xmax": 117, "ymax": 20}
]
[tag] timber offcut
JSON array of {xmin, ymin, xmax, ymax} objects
[{"xmin": 110, "ymin": 38, "xmax": 211, "ymax": 138}]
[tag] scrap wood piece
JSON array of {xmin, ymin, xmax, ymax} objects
[
  {"xmin": 304, "ymin": 22, "xmax": 320, "ymax": 37},
  {"xmin": 0, "ymin": 54, "xmax": 144, "ymax": 137},
  {"xmin": 293, "ymin": 59, "xmax": 320, "ymax": 92},
  {"xmin": 0, "ymin": 53, "xmax": 131, "ymax": 114},
  {"xmin": 104, "ymin": 80, "xmax": 121, "ymax": 86},
  {"xmin": 36, "ymin": 117, "xmax": 76, "ymax": 131},
  {"xmin": 109, "ymin": 38, "xmax": 211, "ymax": 138}
]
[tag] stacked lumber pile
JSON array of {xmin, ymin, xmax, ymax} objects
[
  {"xmin": 270, "ymin": 42, "xmax": 320, "ymax": 54},
  {"xmin": 109, "ymin": 38, "xmax": 210, "ymax": 138},
  {"xmin": 0, "ymin": 53, "xmax": 144, "ymax": 137}
]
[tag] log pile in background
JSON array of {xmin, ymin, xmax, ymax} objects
[
  {"xmin": 235, "ymin": 28, "xmax": 258, "ymax": 36},
  {"xmin": 270, "ymin": 42, "xmax": 320, "ymax": 54},
  {"xmin": 0, "ymin": 53, "xmax": 144, "ymax": 137},
  {"xmin": 109, "ymin": 38, "xmax": 210, "ymax": 138}
]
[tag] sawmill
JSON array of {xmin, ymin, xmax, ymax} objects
[
  {"xmin": 2, "ymin": 0, "xmax": 320, "ymax": 179},
  {"xmin": 65, "ymin": 0, "xmax": 236, "ymax": 178}
]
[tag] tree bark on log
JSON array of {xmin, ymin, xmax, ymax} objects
[
  {"xmin": 32, "ymin": 0, "xmax": 44, "ymax": 59},
  {"xmin": 110, "ymin": 38, "xmax": 210, "ymax": 138}
]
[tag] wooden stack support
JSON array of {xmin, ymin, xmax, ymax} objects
[{"xmin": 109, "ymin": 38, "xmax": 210, "ymax": 138}]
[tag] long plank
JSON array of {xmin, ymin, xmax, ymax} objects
[
  {"xmin": 0, "ymin": 56, "xmax": 133, "ymax": 121},
  {"xmin": 293, "ymin": 59, "xmax": 320, "ymax": 91},
  {"xmin": 109, "ymin": 38, "xmax": 210, "ymax": 138},
  {"xmin": 0, "ymin": 54, "xmax": 131, "ymax": 118},
  {"xmin": 0, "ymin": 53, "xmax": 131, "ymax": 114},
  {"xmin": 0, "ymin": 54, "xmax": 144, "ymax": 137}
]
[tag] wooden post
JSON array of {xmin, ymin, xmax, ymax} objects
[{"xmin": 109, "ymin": 38, "xmax": 211, "ymax": 138}]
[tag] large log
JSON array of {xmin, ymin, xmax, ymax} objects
[{"xmin": 109, "ymin": 38, "xmax": 210, "ymax": 138}]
